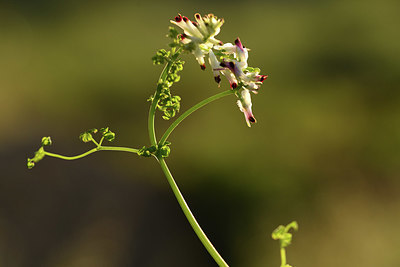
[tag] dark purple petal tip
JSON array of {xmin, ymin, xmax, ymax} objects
[{"xmin": 174, "ymin": 15, "xmax": 182, "ymax": 22}]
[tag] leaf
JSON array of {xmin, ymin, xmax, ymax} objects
[
  {"xmin": 79, "ymin": 128, "xmax": 98, "ymax": 143},
  {"xmin": 41, "ymin": 136, "xmax": 52, "ymax": 146},
  {"xmin": 79, "ymin": 132, "xmax": 93, "ymax": 143},
  {"xmin": 272, "ymin": 221, "xmax": 298, "ymax": 248},
  {"xmin": 100, "ymin": 127, "xmax": 116, "ymax": 142}
]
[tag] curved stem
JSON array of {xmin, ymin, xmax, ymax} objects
[
  {"xmin": 44, "ymin": 148, "xmax": 98, "ymax": 160},
  {"xmin": 159, "ymin": 89, "xmax": 234, "ymax": 145},
  {"xmin": 158, "ymin": 157, "xmax": 229, "ymax": 267},
  {"xmin": 44, "ymin": 146, "xmax": 139, "ymax": 160}
]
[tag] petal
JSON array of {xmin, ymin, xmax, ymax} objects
[
  {"xmin": 237, "ymin": 89, "xmax": 256, "ymax": 127},
  {"xmin": 171, "ymin": 15, "xmax": 203, "ymax": 39},
  {"xmin": 234, "ymin": 38, "xmax": 249, "ymax": 63},
  {"xmin": 194, "ymin": 13, "xmax": 209, "ymax": 37},
  {"xmin": 214, "ymin": 43, "xmax": 236, "ymax": 53},
  {"xmin": 208, "ymin": 50, "xmax": 222, "ymax": 80},
  {"xmin": 182, "ymin": 16, "xmax": 204, "ymax": 39},
  {"xmin": 193, "ymin": 46, "xmax": 206, "ymax": 69},
  {"xmin": 221, "ymin": 69, "xmax": 238, "ymax": 89}
]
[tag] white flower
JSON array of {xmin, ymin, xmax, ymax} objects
[
  {"xmin": 214, "ymin": 38, "xmax": 248, "ymax": 64},
  {"xmin": 172, "ymin": 14, "xmax": 268, "ymax": 128},
  {"xmin": 210, "ymin": 37, "xmax": 268, "ymax": 127},
  {"xmin": 209, "ymin": 50, "xmax": 238, "ymax": 88},
  {"xmin": 237, "ymin": 89, "xmax": 256, "ymax": 127},
  {"xmin": 213, "ymin": 38, "xmax": 268, "ymax": 93},
  {"xmin": 171, "ymin": 14, "xmax": 224, "ymax": 69}
]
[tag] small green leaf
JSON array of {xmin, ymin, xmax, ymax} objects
[
  {"xmin": 158, "ymin": 142, "xmax": 171, "ymax": 158},
  {"xmin": 168, "ymin": 26, "xmax": 179, "ymax": 39},
  {"xmin": 272, "ymin": 221, "xmax": 298, "ymax": 248},
  {"xmin": 79, "ymin": 128, "xmax": 98, "ymax": 143},
  {"xmin": 100, "ymin": 127, "xmax": 116, "ymax": 142},
  {"xmin": 138, "ymin": 145, "xmax": 157, "ymax": 157},
  {"xmin": 152, "ymin": 49, "xmax": 171, "ymax": 65},
  {"xmin": 41, "ymin": 136, "xmax": 52, "ymax": 146},
  {"xmin": 103, "ymin": 131, "xmax": 115, "ymax": 142},
  {"xmin": 79, "ymin": 132, "xmax": 93, "ymax": 143},
  {"xmin": 27, "ymin": 158, "xmax": 35, "ymax": 169}
]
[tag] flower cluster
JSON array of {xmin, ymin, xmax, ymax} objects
[
  {"xmin": 171, "ymin": 13, "xmax": 268, "ymax": 127},
  {"xmin": 171, "ymin": 13, "xmax": 224, "ymax": 69}
]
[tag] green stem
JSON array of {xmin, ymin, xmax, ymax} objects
[
  {"xmin": 91, "ymin": 138, "xmax": 100, "ymax": 147},
  {"xmin": 159, "ymin": 89, "xmax": 234, "ymax": 145},
  {"xmin": 44, "ymin": 149, "xmax": 98, "ymax": 160},
  {"xmin": 158, "ymin": 157, "xmax": 229, "ymax": 267},
  {"xmin": 98, "ymin": 136, "xmax": 105, "ymax": 147},
  {"xmin": 280, "ymin": 247, "xmax": 287, "ymax": 267},
  {"xmin": 97, "ymin": 146, "xmax": 139, "ymax": 154},
  {"xmin": 44, "ymin": 146, "xmax": 139, "ymax": 160}
]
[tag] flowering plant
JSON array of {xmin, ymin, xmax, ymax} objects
[{"xmin": 26, "ymin": 13, "xmax": 295, "ymax": 266}]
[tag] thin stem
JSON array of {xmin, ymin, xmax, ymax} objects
[
  {"xmin": 98, "ymin": 136, "xmax": 105, "ymax": 146},
  {"xmin": 280, "ymin": 247, "xmax": 287, "ymax": 267},
  {"xmin": 159, "ymin": 89, "xmax": 234, "ymax": 145},
  {"xmin": 91, "ymin": 138, "xmax": 100, "ymax": 147},
  {"xmin": 98, "ymin": 146, "xmax": 139, "ymax": 154},
  {"xmin": 44, "ymin": 146, "xmax": 139, "ymax": 160},
  {"xmin": 157, "ymin": 157, "xmax": 229, "ymax": 267},
  {"xmin": 44, "ymin": 149, "xmax": 98, "ymax": 160}
]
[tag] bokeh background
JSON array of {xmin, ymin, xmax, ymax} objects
[{"xmin": 1, "ymin": 0, "xmax": 400, "ymax": 266}]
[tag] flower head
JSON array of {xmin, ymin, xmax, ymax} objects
[
  {"xmin": 210, "ymin": 38, "xmax": 268, "ymax": 126},
  {"xmin": 171, "ymin": 13, "xmax": 224, "ymax": 69},
  {"xmin": 170, "ymin": 13, "xmax": 268, "ymax": 127}
]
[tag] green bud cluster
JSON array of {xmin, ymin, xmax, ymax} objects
[
  {"xmin": 79, "ymin": 128, "xmax": 98, "ymax": 143},
  {"xmin": 157, "ymin": 88, "xmax": 181, "ymax": 120},
  {"xmin": 157, "ymin": 59, "xmax": 184, "ymax": 120},
  {"xmin": 99, "ymin": 127, "xmax": 116, "ymax": 142},
  {"xmin": 167, "ymin": 27, "xmax": 181, "ymax": 48},
  {"xmin": 151, "ymin": 29, "xmax": 185, "ymax": 121},
  {"xmin": 27, "ymin": 136, "xmax": 52, "ymax": 169},
  {"xmin": 152, "ymin": 49, "xmax": 170, "ymax": 65},
  {"xmin": 138, "ymin": 141, "xmax": 171, "ymax": 158},
  {"xmin": 272, "ymin": 221, "xmax": 298, "ymax": 249},
  {"xmin": 79, "ymin": 127, "xmax": 115, "ymax": 143},
  {"xmin": 138, "ymin": 145, "xmax": 157, "ymax": 157}
]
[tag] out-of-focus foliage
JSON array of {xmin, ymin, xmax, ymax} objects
[{"xmin": 1, "ymin": 0, "xmax": 400, "ymax": 266}]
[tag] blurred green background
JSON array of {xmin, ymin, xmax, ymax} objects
[{"xmin": 1, "ymin": 0, "xmax": 400, "ymax": 266}]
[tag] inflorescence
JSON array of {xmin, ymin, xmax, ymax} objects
[{"xmin": 169, "ymin": 13, "xmax": 268, "ymax": 127}]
